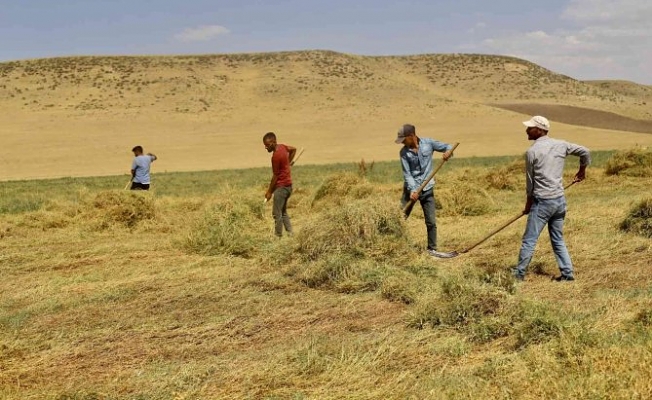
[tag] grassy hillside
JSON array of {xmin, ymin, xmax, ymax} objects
[
  {"xmin": 1, "ymin": 51, "xmax": 651, "ymax": 180},
  {"xmin": 1, "ymin": 149, "xmax": 651, "ymax": 398}
]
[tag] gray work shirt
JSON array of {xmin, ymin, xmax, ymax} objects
[{"xmin": 526, "ymin": 136, "xmax": 591, "ymax": 199}]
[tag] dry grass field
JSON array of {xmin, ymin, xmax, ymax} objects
[
  {"xmin": 1, "ymin": 51, "xmax": 651, "ymax": 180},
  {"xmin": 1, "ymin": 148, "xmax": 651, "ymax": 399}
]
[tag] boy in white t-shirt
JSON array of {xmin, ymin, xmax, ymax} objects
[{"xmin": 130, "ymin": 145, "xmax": 157, "ymax": 190}]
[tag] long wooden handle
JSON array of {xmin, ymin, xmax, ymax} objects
[
  {"xmin": 460, "ymin": 212, "xmax": 524, "ymax": 254},
  {"xmin": 459, "ymin": 180, "xmax": 580, "ymax": 253},
  {"xmin": 403, "ymin": 142, "xmax": 459, "ymax": 215},
  {"xmin": 290, "ymin": 148, "xmax": 305, "ymax": 166}
]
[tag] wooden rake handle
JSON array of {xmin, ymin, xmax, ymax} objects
[
  {"xmin": 403, "ymin": 142, "xmax": 460, "ymax": 216},
  {"xmin": 290, "ymin": 148, "xmax": 305, "ymax": 166},
  {"xmin": 459, "ymin": 179, "xmax": 580, "ymax": 254}
]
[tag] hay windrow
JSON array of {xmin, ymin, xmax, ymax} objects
[
  {"xmin": 297, "ymin": 197, "xmax": 410, "ymax": 261},
  {"xmin": 81, "ymin": 190, "xmax": 157, "ymax": 230},
  {"xmin": 311, "ymin": 172, "xmax": 374, "ymax": 208},
  {"xmin": 437, "ymin": 182, "xmax": 493, "ymax": 216},
  {"xmin": 604, "ymin": 147, "xmax": 652, "ymax": 177},
  {"xmin": 273, "ymin": 197, "xmax": 424, "ymax": 292},
  {"xmin": 619, "ymin": 198, "xmax": 652, "ymax": 238},
  {"xmin": 181, "ymin": 195, "xmax": 266, "ymax": 258},
  {"xmin": 484, "ymin": 158, "xmax": 525, "ymax": 190}
]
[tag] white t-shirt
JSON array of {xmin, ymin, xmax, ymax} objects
[{"xmin": 131, "ymin": 155, "xmax": 155, "ymax": 184}]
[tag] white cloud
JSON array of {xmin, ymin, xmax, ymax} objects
[
  {"xmin": 468, "ymin": 22, "xmax": 487, "ymax": 34},
  {"xmin": 174, "ymin": 25, "xmax": 230, "ymax": 42},
  {"xmin": 478, "ymin": 0, "xmax": 652, "ymax": 83}
]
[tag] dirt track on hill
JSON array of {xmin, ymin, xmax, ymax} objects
[{"xmin": 491, "ymin": 104, "xmax": 652, "ymax": 134}]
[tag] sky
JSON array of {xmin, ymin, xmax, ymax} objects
[{"xmin": 1, "ymin": 0, "xmax": 651, "ymax": 84}]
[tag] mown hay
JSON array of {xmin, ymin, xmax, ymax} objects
[
  {"xmin": 484, "ymin": 158, "xmax": 525, "ymax": 190},
  {"xmin": 409, "ymin": 276, "xmax": 511, "ymax": 343},
  {"xmin": 84, "ymin": 190, "xmax": 156, "ymax": 229},
  {"xmin": 182, "ymin": 196, "xmax": 266, "ymax": 258},
  {"xmin": 408, "ymin": 270, "xmax": 571, "ymax": 348},
  {"xmin": 619, "ymin": 198, "xmax": 652, "ymax": 238},
  {"xmin": 311, "ymin": 172, "xmax": 374, "ymax": 208},
  {"xmin": 279, "ymin": 198, "xmax": 421, "ymax": 292},
  {"xmin": 604, "ymin": 147, "xmax": 652, "ymax": 177},
  {"xmin": 381, "ymin": 273, "xmax": 418, "ymax": 304},
  {"xmin": 297, "ymin": 197, "xmax": 408, "ymax": 261},
  {"xmin": 437, "ymin": 182, "xmax": 493, "ymax": 216}
]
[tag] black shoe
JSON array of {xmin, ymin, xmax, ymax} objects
[{"xmin": 553, "ymin": 275, "xmax": 575, "ymax": 282}]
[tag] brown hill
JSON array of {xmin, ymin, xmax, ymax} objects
[{"xmin": 1, "ymin": 51, "xmax": 651, "ymax": 180}]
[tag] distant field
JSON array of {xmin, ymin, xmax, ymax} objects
[{"xmin": 2, "ymin": 51, "xmax": 652, "ymax": 180}]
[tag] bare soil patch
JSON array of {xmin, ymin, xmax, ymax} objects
[{"xmin": 491, "ymin": 103, "xmax": 652, "ymax": 134}]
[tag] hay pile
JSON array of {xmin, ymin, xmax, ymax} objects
[
  {"xmin": 604, "ymin": 148, "xmax": 652, "ymax": 177},
  {"xmin": 620, "ymin": 198, "xmax": 652, "ymax": 238},
  {"xmin": 271, "ymin": 197, "xmax": 422, "ymax": 293},
  {"xmin": 311, "ymin": 172, "xmax": 374, "ymax": 208},
  {"xmin": 484, "ymin": 158, "xmax": 525, "ymax": 190},
  {"xmin": 181, "ymin": 196, "xmax": 266, "ymax": 258},
  {"xmin": 437, "ymin": 182, "xmax": 493, "ymax": 216},
  {"xmin": 82, "ymin": 190, "xmax": 156, "ymax": 230}
]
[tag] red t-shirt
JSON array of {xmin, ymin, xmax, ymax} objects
[{"xmin": 272, "ymin": 144, "xmax": 292, "ymax": 187}]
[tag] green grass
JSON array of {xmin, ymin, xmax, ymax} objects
[{"xmin": 0, "ymin": 150, "xmax": 617, "ymax": 208}]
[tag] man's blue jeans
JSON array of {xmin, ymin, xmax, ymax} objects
[{"xmin": 515, "ymin": 196, "xmax": 574, "ymax": 279}]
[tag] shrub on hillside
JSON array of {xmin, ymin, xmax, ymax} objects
[
  {"xmin": 604, "ymin": 148, "xmax": 652, "ymax": 177},
  {"xmin": 619, "ymin": 198, "xmax": 652, "ymax": 238}
]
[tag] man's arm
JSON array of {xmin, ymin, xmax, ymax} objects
[
  {"xmin": 286, "ymin": 146, "xmax": 297, "ymax": 165},
  {"xmin": 400, "ymin": 152, "xmax": 418, "ymax": 193},
  {"xmin": 265, "ymin": 174, "xmax": 278, "ymax": 201},
  {"xmin": 566, "ymin": 143, "xmax": 590, "ymax": 182},
  {"xmin": 131, "ymin": 159, "xmax": 137, "ymax": 179},
  {"xmin": 426, "ymin": 138, "xmax": 454, "ymax": 161},
  {"xmin": 524, "ymin": 152, "xmax": 535, "ymax": 214},
  {"xmin": 147, "ymin": 153, "xmax": 157, "ymax": 162}
]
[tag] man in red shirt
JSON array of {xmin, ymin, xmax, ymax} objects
[{"xmin": 263, "ymin": 132, "xmax": 297, "ymax": 237}]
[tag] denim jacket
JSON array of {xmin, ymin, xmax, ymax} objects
[{"xmin": 400, "ymin": 137, "xmax": 452, "ymax": 193}]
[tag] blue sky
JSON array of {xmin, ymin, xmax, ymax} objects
[{"xmin": 2, "ymin": 0, "xmax": 651, "ymax": 84}]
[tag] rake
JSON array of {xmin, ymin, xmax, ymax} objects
[
  {"xmin": 403, "ymin": 142, "xmax": 460, "ymax": 218},
  {"xmin": 436, "ymin": 180, "xmax": 580, "ymax": 258},
  {"xmin": 290, "ymin": 147, "xmax": 305, "ymax": 167}
]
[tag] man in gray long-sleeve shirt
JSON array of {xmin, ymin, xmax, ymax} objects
[{"xmin": 513, "ymin": 116, "xmax": 591, "ymax": 282}]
